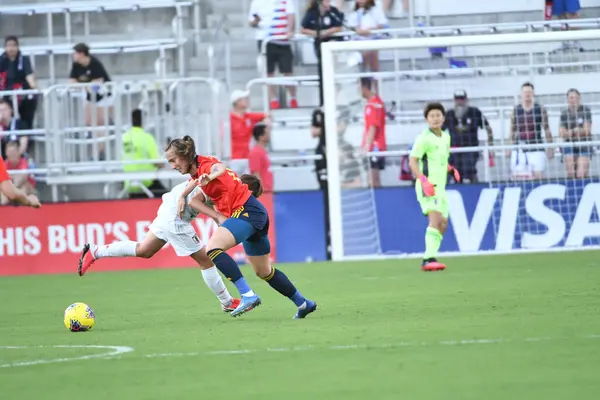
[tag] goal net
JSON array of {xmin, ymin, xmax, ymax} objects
[{"xmin": 321, "ymin": 28, "xmax": 600, "ymax": 261}]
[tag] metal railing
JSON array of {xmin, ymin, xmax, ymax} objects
[
  {"xmin": 1, "ymin": 0, "xmax": 195, "ymax": 82},
  {"xmin": 253, "ymin": 18, "xmax": 600, "ymax": 111},
  {"xmin": 0, "ymin": 78, "xmax": 229, "ymax": 201},
  {"xmin": 207, "ymin": 15, "xmax": 233, "ymax": 91}
]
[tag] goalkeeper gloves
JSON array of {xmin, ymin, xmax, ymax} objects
[
  {"xmin": 419, "ymin": 175, "xmax": 436, "ymax": 197},
  {"xmin": 448, "ymin": 164, "xmax": 461, "ymax": 182}
]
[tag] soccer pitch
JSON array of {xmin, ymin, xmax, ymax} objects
[{"xmin": 1, "ymin": 251, "xmax": 599, "ymax": 399}]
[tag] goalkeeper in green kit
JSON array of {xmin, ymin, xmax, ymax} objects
[{"xmin": 409, "ymin": 103, "xmax": 461, "ymax": 271}]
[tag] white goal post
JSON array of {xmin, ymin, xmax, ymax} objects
[{"xmin": 321, "ymin": 29, "xmax": 600, "ymax": 262}]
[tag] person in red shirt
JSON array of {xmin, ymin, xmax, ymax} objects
[
  {"xmin": 1, "ymin": 142, "xmax": 35, "ymax": 205},
  {"xmin": 0, "ymin": 151, "xmax": 40, "ymax": 208},
  {"xmin": 248, "ymin": 123, "xmax": 273, "ymax": 193},
  {"xmin": 229, "ymin": 90, "xmax": 269, "ymax": 175},
  {"xmin": 168, "ymin": 136, "xmax": 316, "ymax": 319},
  {"xmin": 360, "ymin": 77, "xmax": 387, "ymax": 188}
]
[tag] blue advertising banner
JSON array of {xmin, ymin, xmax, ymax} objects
[{"xmin": 273, "ymin": 180, "xmax": 600, "ymax": 263}]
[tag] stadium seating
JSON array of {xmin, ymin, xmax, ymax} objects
[
  {"xmin": 4, "ymin": 0, "xmax": 600, "ymax": 199},
  {"xmin": 0, "ymin": 0, "xmax": 195, "ymax": 82}
]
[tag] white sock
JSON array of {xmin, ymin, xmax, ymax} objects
[
  {"xmin": 201, "ymin": 267, "xmax": 233, "ymax": 305},
  {"xmin": 93, "ymin": 241, "xmax": 138, "ymax": 259}
]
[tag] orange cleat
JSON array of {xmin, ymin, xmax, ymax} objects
[
  {"xmin": 222, "ymin": 298, "xmax": 241, "ymax": 313},
  {"xmin": 78, "ymin": 244, "xmax": 97, "ymax": 276},
  {"xmin": 421, "ymin": 259, "xmax": 446, "ymax": 272}
]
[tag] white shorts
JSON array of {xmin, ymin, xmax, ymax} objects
[
  {"xmin": 148, "ymin": 219, "xmax": 204, "ymax": 257},
  {"xmin": 510, "ymin": 150, "xmax": 546, "ymax": 177},
  {"xmin": 86, "ymin": 95, "xmax": 114, "ymax": 108}
]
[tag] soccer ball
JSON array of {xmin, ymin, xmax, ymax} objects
[{"xmin": 63, "ymin": 302, "xmax": 95, "ymax": 332}]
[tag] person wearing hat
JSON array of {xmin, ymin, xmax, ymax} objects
[
  {"xmin": 229, "ymin": 89, "xmax": 270, "ymax": 176},
  {"xmin": 444, "ymin": 90, "xmax": 493, "ymax": 183}
]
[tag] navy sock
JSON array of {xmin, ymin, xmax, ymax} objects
[
  {"xmin": 207, "ymin": 249, "xmax": 252, "ymax": 296},
  {"xmin": 263, "ymin": 268, "xmax": 306, "ymax": 307}
]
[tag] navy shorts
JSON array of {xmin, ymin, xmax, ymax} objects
[{"xmin": 221, "ymin": 195, "xmax": 271, "ymax": 256}]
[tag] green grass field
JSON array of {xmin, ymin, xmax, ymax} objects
[{"xmin": 1, "ymin": 251, "xmax": 600, "ymax": 399}]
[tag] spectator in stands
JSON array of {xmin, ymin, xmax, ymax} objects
[
  {"xmin": 249, "ymin": 0, "xmax": 298, "ymax": 109},
  {"xmin": 0, "ymin": 36, "xmax": 38, "ymax": 130},
  {"xmin": 360, "ymin": 77, "xmax": 386, "ymax": 188},
  {"xmin": 229, "ymin": 89, "xmax": 270, "ymax": 176},
  {"xmin": 508, "ymin": 82, "xmax": 554, "ymax": 180},
  {"xmin": 249, "ymin": 123, "xmax": 273, "ymax": 193},
  {"xmin": 0, "ymin": 141, "xmax": 35, "ymax": 205},
  {"xmin": 121, "ymin": 109, "xmax": 166, "ymax": 199},
  {"xmin": 69, "ymin": 43, "xmax": 112, "ymax": 158},
  {"xmin": 0, "ymin": 99, "xmax": 27, "ymax": 159},
  {"xmin": 347, "ymin": 0, "xmax": 389, "ymax": 93},
  {"xmin": 301, "ymin": 0, "xmax": 344, "ymax": 60},
  {"xmin": 311, "ymin": 108, "xmax": 328, "ymax": 190},
  {"xmin": 444, "ymin": 90, "xmax": 493, "ymax": 183},
  {"xmin": 560, "ymin": 88, "xmax": 592, "ymax": 179}
]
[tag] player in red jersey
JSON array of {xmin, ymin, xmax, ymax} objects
[
  {"xmin": 360, "ymin": 77, "xmax": 387, "ymax": 188},
  {"xmin": 0, "ymin": 155, "xmax": 41, "ymax": 208},
  {"xmin": 166, "ymin": 136, "xmax": 317, "ymax": 319}
]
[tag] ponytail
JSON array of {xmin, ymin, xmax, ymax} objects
[{"xmin": 166, "ymin": 135, "xmax": 197, "ymax": 165}]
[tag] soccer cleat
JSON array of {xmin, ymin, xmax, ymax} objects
[
  {"xmin": 293, "ymin": 300, "xmax": 317, "ymax": 319},
  {"xmin": 421, "ymin": 258, "xmax": 446, "ymax": 272},
  {"xmin": 221, "ymin": 298, "xmax": 241, "ymax": 313},
  {"xmin": 270, "ymin": 99, "xmax": 280, "ymax": 109},
  {"xmin": 78, "ymin": 243, "xmax": 97, "ymax": 276},
  {"xmin": 231, "ymin": 294, "xmax": 261, "ymax": 317},
  {"xmin": 289, "ymin": 98, "xmax": 298, "ymax": 108}
]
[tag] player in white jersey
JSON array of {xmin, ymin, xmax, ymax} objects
[{"xmin": 77, "ymin": 181, "xmax": 242, "ymax": 313}]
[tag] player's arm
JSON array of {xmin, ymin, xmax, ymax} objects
[
  {"xmin": 541, "ymin": 106, "xmax": 553, "ymax": 143},
  {"xmin": 559, "ymin": 111, "xmax": 569, "ymax": 139},
  {"xmin": 508, "ymin": 109, "xmax": 516, "ymax": 145},
  {"xmin": 408, "ymin": 137, "xmax": 426, "ymax": 179},
  {"xmin": 0, "ymin": 159, "xmax": 40, "ymax": 208},
  {"xmin": 189, "ymin": 190, "xmax": 226, "ymax": 225},
  {"xmin": 207, "ymin": 163, "xmax": 226, "ymax": 181},
  {"xmin": 479, "ymin": 109, "xmax": 493, "ymax": 144},
  {"xmin": 362, "ymin": 104, "xmax": 379, "ymax": 152},
  {"xmin": 582, "ymin": 107, "xmax": 592, "ymax": 137}
]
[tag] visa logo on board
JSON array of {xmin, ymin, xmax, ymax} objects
[{"xmin": 447, "ymin": 183, "xmax": 600, "ymax": 252}]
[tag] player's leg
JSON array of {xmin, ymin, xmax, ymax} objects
[
  {"xmin": 575, "ymin": 149, "xmax": 590, "ymax": 179},
  {"xmin": 563, "ymin": 147, "xmax": 576, "ymax": 178},
  {"xmin": 78, "ymin": 230, "xmax": 165, "ymax": 276},
  {"xmin": 266, "ymin": 43, "xmax": 279, "ymax": 108},
  {"xmin": 418, "ymin": 192, "xmax": 448, "ymax": 271},
  {"xmin": 530, "ymin": 151, "xmax": 546, "ymax": 180},
  {"xmin": 280, "ymin": 45, "xmax": 297, "ymax": 108},
  {"xmin": 565, "ymin": 0, "xmax": 581, "ymax": 18},
  {"xmin": 369, "ymin": 156, "xmax": 384, "ymax": 188},
  {"xmin": 188, "ymin": 245, "xmax": 240, "ymax": 313},
  {"xmin": 245, "ymin": 236, "xmax": 317, "ymax": 319},
  {"xmin": 206, "ymin": 223, "xmax": 261, "ymax": 316}
]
